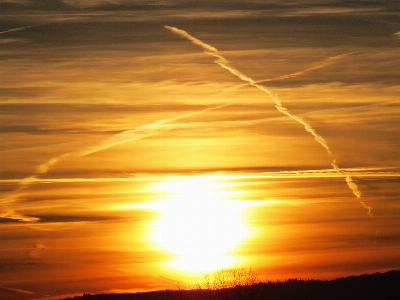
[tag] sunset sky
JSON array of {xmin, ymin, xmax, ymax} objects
[{"xmin": 1, "ymin": 1, "xmax": 400, "ymax": 299}]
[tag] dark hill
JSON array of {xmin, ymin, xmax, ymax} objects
[{"xmin": 63, "ymin": 270, "xmax": 400, "ymax": 300}]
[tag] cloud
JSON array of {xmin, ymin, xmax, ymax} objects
[
  {"xmin": 185, "ymin": 99, "xmax": 400, "ymax": 134},
  {"xmin": 0, "ymin": 38, "xmax": 29, "ymax": 45},
  {"xmin": 28, "ymin": 242, "xmax": 47, "ymax": 258},
  {"xmin": 0, "ymin": 0, "xmax": 71, "ymax": 11},
  {"xmin": 34, "ymin": 214, "xmax": 119, "ymax": 223},
  {"xmin": 0, "ymin": 209, "xmax": 40, "ymax": 222},
  {"xmin": 0, "ymin": 287, "xmax": 38, "ymax": 300}
]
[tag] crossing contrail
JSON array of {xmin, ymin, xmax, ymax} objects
[
  {"xmin": 164, "ymin": 25, "xmax": 371, "ymax": 217},
  {"xmin": 0, "ymin": 104, "xmax": 229, "ymax": 222},
  {"xmin": 0, "ymin": 26, "xmax": 372, "ymax": 222}
]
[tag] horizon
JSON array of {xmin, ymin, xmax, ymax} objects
[
  {"xmin": 1, "ymin": 1, "xmax": 400, "ymax": 300},
  {"xmin": 60, "ymin": 270, "xmax": 400, "ymax": 300}
]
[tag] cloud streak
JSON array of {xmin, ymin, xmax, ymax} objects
[
  {"xmin": 1, "ymin": 166, "xmax": 398, "ymax": 185},
  {"xmin": 5, "ymin": 93, "xmax": 387, "ymax": 221},
  {"xmin": 198, "ymin": 100, "xmax": 400, "ymax": 132},
  {"xmin": 164, "ymin": 25, "xmax": 372, "ymax": 217},
  {"xmin": 0, "ymin": 209, "xmax": 40, "ymax": 222}
]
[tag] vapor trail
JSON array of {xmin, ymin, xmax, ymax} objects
[
  {"xmin": 0, "ymin": 18, "xmax": 77, "ymax": 35},
  {"xmin": 256, "ymin": 52, "xmax": 357, "ymax": 84},
  {"xmin": 165, "ymin": 26, "xmax": 331, "ymax": 154},
  {"xmin": 229, "ymin": 52, "xmax": 357, "ymax": 92},
  {"xmin": 0, "ymin": 104, "xmax": 229, "ymax": 222},
  {"xmin": 0, "ymin": 25, "xmax": 35, "ymax": 35},
  {"xmin": 331, "ymin": 160, "xmax": 372, "ymax": 218},
  {"xmin": 165, "ymin": 25, "xmax": 218, "ymax": 53},
  {"xmin": 164, "ymin": 25, "xmax": 372, "ymax": 217}
]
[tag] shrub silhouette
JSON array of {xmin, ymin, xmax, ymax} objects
[{"xmin": 193, "ymin": 268, "xmax": 260, "ymax": 300}]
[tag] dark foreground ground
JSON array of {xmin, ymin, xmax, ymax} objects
[{"xmin": 64, "ymin": 270, "xmax": 400, "ymax": 300}]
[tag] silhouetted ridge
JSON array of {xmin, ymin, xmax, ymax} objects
[{"xmin": 63, "ymin": 270, "xmax": 400, "ymax": 300}]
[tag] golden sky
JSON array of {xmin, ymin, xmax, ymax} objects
[{"xmin": 1, "ymin": 1, "xmax": 400, "ymax": 299}]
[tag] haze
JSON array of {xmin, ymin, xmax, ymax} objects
[{"xmin": 1, "ymin": 1, "xmax": 399, "ymax": 299}]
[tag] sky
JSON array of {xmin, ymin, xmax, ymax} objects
[{"xmin": 1, "ymin": 0, "xmax": 400, "ymax": 299}]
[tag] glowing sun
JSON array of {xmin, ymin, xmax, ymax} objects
[{"xmin": 150, "ymin": 176, "xmax": 249, "ymax": 274}]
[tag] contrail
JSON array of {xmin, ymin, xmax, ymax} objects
[
  {"xmin": 164, "ymin": 25, "xmax": 372, "ymax": 217},
  {"xmin": 0, "ymin": 104, "xmax": 229, "ymax": 222},
  {"xmin": 165, "ymin": 25, "xmax": 332, "ymax": 154},
  {"xmin": 331, "ymin": 160, "xmax": 372, "ymax": 218},
  {"xmin": 0, "ymin": 17, "xmax": 77, "ymax": 35},
  {"xmin": 0, "ymin": 25, "xmax": 35, "ymax": 35},
  {"xmin": 255, "ymin": 52, "xmax": 357, "ymax": 84},
  {"xmin": 228, "ymin": 52, "xmax": 357, "ymax": 92},
  {"xmin": 165, "ymin": 25, "xmax": 218, "ymax": 53}
]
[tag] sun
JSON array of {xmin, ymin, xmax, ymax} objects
[{"xmin": 150, "ymin": 175, "xmax": 250, "ymax": 274}]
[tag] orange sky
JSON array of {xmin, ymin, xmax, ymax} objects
[{"xmin": 1, "ymin": 1, "xmax": 400, "ymax": 299}]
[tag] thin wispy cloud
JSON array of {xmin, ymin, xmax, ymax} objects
[
  {"xmin": 1, "ymin": 166, "xmax": 398, "ymax": 184},
  {"xmin": 200, "ymin": 100, "xmax": 400, "ymax": 132},
  {"xmin": 164, "ymin": 25, "xmax": 372, "ymax": 217},
  {"xmin": 0, "ymin": 209, "xmax": 40, "ymax": 222},
  {"xmin": 1, "ymin": 2, "xmax": 399, "ymax": 298}
]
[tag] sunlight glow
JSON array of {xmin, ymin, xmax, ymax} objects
[{"xmin": 150, "ymin": 176, "xmax": 250, "ymax": 274}]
